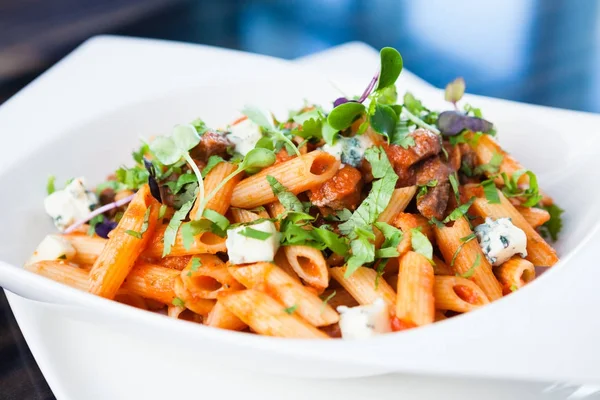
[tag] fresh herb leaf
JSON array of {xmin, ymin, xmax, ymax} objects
[
  {"xmin": 140, "ymin": 206, "xmax": 151, "ymax": 236},
  {"xmin": 283, "ymin": 304, "xmax": 298, "ymax": 315},
  {"xmin": 321, "ymin": 290, "xmax": 336, "ymax": 308},
  {"xmin": 187, "ymin": 257, "xmax": 202, "ymax": 276},
  {"xmin": 172, "ymin": 297, "xmax": 185, "ymax": 307},
  {"xmin": 482, "ymin": 180, "xmax": 501, "ymax": 204},
  {"xmin": 170, "ymin": 173, "xmax": 197, "ymax": 194},
  {"xmin": 390, "ymin": 119, "xmax": 415, "ymax": 148},
  {"xmin": 450, "ymin": 233, "xmax": 476, "ymax": 267},
  {"xmin": 201, "ymin": 155, "xmax": 225, "ymax": 178},
  {"xmin": 375, "ymin": 85, "xmax": 398, "ymax": 105},
  {"xmin": 324, "ymin": 209, "xmax": 353, "ymax": 222},
  {"xmin": 369, "ymin": 103, "xmax": 398, "ymax": 141},
  {"xmin": 203, "ymin": 209, "xmax": 230, "ymax": 232},
  {"xmin": 443, "ymin": 197, "xmax": 475, "ymax": 223},
  {"xmin": 115, "ymin": 166, "xmax": 149, "ymax": 190},
  {"xmin": 444, "ymin": 77, "xmax": 466, "ymax": 105},
  {"xmin": 125, "ymin": 230, "xmax": 142, "ymax": 239},
  {"xmin": 501, "ymin": 170, "xmax": 543, "ymax": 207},
  {"xmin": 190, "ymin": 118, "xmax": 208, "ymax": 135},
  {"xmin": 374, "ymin": 221, "xmax": 403, "ymax": 259},
  {"xmin": 376, "ymin": 47, "xmax": 403, "ymax": 90},
  {"xmin": 448, "ymin": 172, "xmax": 460, "ymax": 203},
  {"xmin": 339, "ymin": 147, "xmax": 398, "ymax": 235},
  {"xmin": 46, "ymin": 175, "xmax": 56, "ymax": 195},
  {"xmin": 132, "ymin": 142, "xmax": 150, "ymax": 164},
  {"xmin": 163, "ymin": 199, "xmax": 195, "ymax": 256},
  {"xmin": 411, "ymin": 228, "xmax": 433, "ymax": 261},
  {"xmin": 539, "ymin": 203, "xmax": 564, "ymax": 241},
  {"xmin": 417, "ymin": 179, "xmax": 438, "ymax": 200},
  {"xmin": 474, "ymin": 153, "xmax": 503, "ymax": 175},
  {"xmin": 345, "ymin": 227, "xmax": 376, "ymax": 278},
  {"xmin": 456, "ymin": 253, "xmax": 481, "ymax": 278},
  {"xmin": 464, "ymin": 104, "xmax": 483, "ymax": 118},
  {"xmin": 266, "ymin": 175, "xmax": 304, "ymax": 212},
  {"xmin": 327, "ymin": 102, "xmax": 366, "ymax": 131},
  {"xmin": 240, "ymin": 227, "xmax": 272, "ymax": 240},
  {"xmin": 510, "ymin": 284, "xmax": 518, "ymax": 292},
  {"xmin": 241, "ymin": 106, "xmax": 275, "ymax": 130},
  {"xmin": 310, "ymin": 227, "xmax": 349, "ymax": 255},
  {"xmin": 158, "ymin": 204, "xmax": 167, "ymax": 219}
]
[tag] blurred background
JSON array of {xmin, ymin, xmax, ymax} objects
[{"xmin": 1, "ymin": 1, "xmax": 599, "ymax": 399}]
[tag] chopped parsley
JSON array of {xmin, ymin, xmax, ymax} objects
[
  {"xmin": 450, "ymin": 233, "xmax": 476, "ymax": 267},
  {"xmin": 474, "ymin": 153, "xmax": 503, "ymax": 175},
  {"xmin": 172, "ymin": 297, "xmax": 185, "ymax": 307},
  {"xmin": 283, "ymin": 304, "xmax": 298, "ymax": 315},
  {"xmin": 411, "ymin": 228, "xmax": 433, "ymax": 261},
  {"xmin": 266, "ymin": 175, "xmax": 304, "ymax": 213},
  {"xmin": 443, "ymin": 197, "xmax": 475, "ymax": 224}
]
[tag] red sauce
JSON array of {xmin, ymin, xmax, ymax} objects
[{"xmin": 454, "ymin": 285, "xmax": 478, "ymax": 304}]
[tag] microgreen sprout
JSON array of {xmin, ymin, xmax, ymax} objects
[{"xmin": 241, "ymin": 105, "xmax": 301, "ymax": 158}]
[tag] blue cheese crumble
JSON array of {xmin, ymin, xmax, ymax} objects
[
  {"xmin": 44, "ymin": 178, "xmax": 97, "ymax": 231},
  {"xmin": 337, "ymin": 298, "xmax": 391, "ymax": 339},
  {"xmin": 474, "ymin": 217, "xmax": 528, "ymax": 266},
  {"xmin": 321, "ymin": 135, "xmax": 374, "ymax": 168}
]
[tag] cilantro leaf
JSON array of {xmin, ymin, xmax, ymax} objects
[
  {"xmin": 339, "ymin": 147, "xmax": 398, "ymax": 235},
  {"xmin": 345, "ymin": 227, "xmax": 376, "ymax": 278},
  {"xmin": 474, "ymin": 152, "xmax": 503, "ymax": 175},
  {"xmin": 132, "ymin": 142, "xmax": 150, "ymax": 164},
  {"xmin": 172, "ymin": 297, "xmax": 185, "ymax": 307},
  {"xmin": 163, "ymin": 199, "xmax": 195, "ymax": 257},
  {"xmin": 411, "ymin": 228, "xmax": 433, "ymax": 261},
  {"xmin": 451, "ymin": 233, "xmax": 476, "ymax": 267},
  {"xmin": 443, "ymin": 197, "xmax": 475, "ymax": 224},
  {"xmin": 539, "ymin": 203, "xmax": 564, "ymax": 241},
  {"xmin": 46, "ymin": 175, "xmax": 56, "ymax": 195},
  {"xmin": 283, "ymin": 304, "xmax": 298, "ymax": 315},
  {"xmin": 266, "ymin": 175, "xmax": 304, "ymax": 213},
  {"xmin": 482, "ymin": 180, "xmax": 501, "ymax": 204},
  {"xmin": 240, "ymin": 227, "xmax": 272, "ymax": 240},
  {"xmin": 202, "ymin": 155, "xmax": 225, "ymax": 178},
  {"xmin": 456, "ymin": 253, "xmax": 481, "ymax": 278},
  {"xmin": 389, "ymin": 119, "xmax": 415, "ymax": 149}
]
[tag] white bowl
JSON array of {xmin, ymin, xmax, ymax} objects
[{"xmin": 2, "ymin": 39, "xmax": 600, "ymax": 398}]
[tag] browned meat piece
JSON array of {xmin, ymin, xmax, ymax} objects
[
  {"xmin": 443, "ymin": 142, "xmax": 461, "ymax": 172},
  {"xmin": 415, "ymin": 156, "xmax": 451, "ymax": 220},
  {"xmin": 189, "ymin": 131, "xmax": 231, "ymax": 163},
  {"xmin": 309, "ymin": 165, "xmax": 364, "ymax": 210},
  {"xmin": 384, "ymin": 128, "xmax": 441, "ymax": 187}
]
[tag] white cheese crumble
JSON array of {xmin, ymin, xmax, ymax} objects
[
  {"xmin": 226, "ymin": 114, "xmax": 271, "ymax": 156},
  {"xmin": 26, "ymin": 235, "xmax": 76, "ymax": 266},
  {"xmin": 474, "ymin": 217, "xmax": 528, "ymax": 266},
  {"xmin": 225, "ymin": 220, "xmax": 281, "ymax": 264},
  {"xmin": 320, "ymin": 135, "xmax": 374, "ymax": 168},
  {"xmin": 337, "ymin": 298, "xmax": 391, "ymax": 339},
  {"xmin": 44, "ymin": 177, "xmax": 97, "ymax": 231}
]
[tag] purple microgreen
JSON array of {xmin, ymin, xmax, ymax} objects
[
  {"xmin": 436, "ymin": 110, "xmax": 493, "ymax": 136},
  {"xmin": 63, "ymin": 193, "xmax": 135, "ymax": 234},
  {"xmin": 95, "ymin": 218, "xmax": 118, "ymax": 239},
  {"xmin": 143, "ymin": 159, "xmax": 162, "ymax": 203},
  {"xmin": 333, "ymin": 97, "xmax": 350, "ymax": 107}
]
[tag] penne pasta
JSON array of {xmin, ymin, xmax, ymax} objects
[
  {"xmin": 434, "ymin": 217, "xmax": 503, "ymax": 301},
  {"xmin": 374, "ymin": 186, "xmax": 417, "ymax": 247},
  {"xmin": 283, "ymin": 245, "xmax": 329, "ymax": 292},
  {"xmin": 516, "ymin": 206, "xmax": 551, "ymax": 229},
  {"xmin": 190, "ymin": 161, "xmax": 240, "ymax": 218},
  {"xmin": 89, "ymin": 185, "xmax": 160, "ymax": 299},
  {"xmin": 25, "ymin": 261, "xmax": 88, "ymax": 290},
  {"xmin": 63, "ymin": 234, "xmax": 106, "ymax": 266},
  {"xmin": 329, "ymin": 266, "xmax": 396, "ymax": 308},
  {"xmin": 228, "ymin": 262, "xmax": 339, "ymax": 326},
  {"xmin": 230, "ymin": 151, "xmax": 340, "ymax": 208},
  {"xmin": 466, "ymin": 188, "xmax": 559, "ymax": 267},
  {"xmin": 173, "ymin": 278, "xmax": 216, "ymax": 316},
  {"xmin": 205, "ymin": 300, "xmax": 248, "ymax": 331},
  {"xmin": 180, "ymin": 255, "xmax": 242, "ymax": 299},
  {"xmin": 230, "ymin": 207, "xmax": 270, "ymax": 224},
  {"xmin": 396, "ymin": 252, "xmax": 435, "ymax": 327},
  {"xmin": 320, "ymin": 288, "xmax": 359, "ymax": 309},
  {"xmin": 143, "ymin": 223, "xmax": 226, "ymax": 258},
  {"xmin": 433, "ymin": 275, "xmax": 490, "ymax": 313},
  {"xmin": 122, "ymin": 262, "xmax": 180, "ymax": 304},
  {"xmin": 218, "ymin": 289, "xmax": 329, "ymax": 338},
  {"xmin": 495, "ymin": 257, "xmax": 536, "ymax": 294}
]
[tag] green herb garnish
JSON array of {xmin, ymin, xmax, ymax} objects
[
  {"xmin": 46, "ymin": 175, "xmax": 56, "ymax": 195},
  {"xmin": 456, "ymin": 253, "xmax": 481, "ymax": 278},
  {"xmin": 239, "ymin": 227, "xmax": 272, "ymax": 241},
  {"xmin": 172, "ymin": 297, "xmax": 185, "ymax": 307},
  {"xmin": 539, "ymin": 203, "xmax": 564, "ymax": 241},
  {"xmin": 411, "ymin": 228, "xmax": 433, "ymax": 261},
  {"xmin": 266, "ymin": 175, "xmax": 304, "ymax": 213},
  {"xmin": 283, "ymin": 304, "xmax": 298, "ymax": 315}
]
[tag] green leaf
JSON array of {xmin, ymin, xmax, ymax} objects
[
  {"xmin": 482, "ymin": 180, "xmax": 501, "ymax": 204},
  {"xmin": 444, "ymin": 77, "xmax": 466, "ymax": 104},
  {"xmin": 456, "ymin": 253, "xmax": 481, "ymax": 278},
  {"xmin": 240, "ymin": 148, "xmax": 277, "ymax": 174},
  {"xmin": 283, "ymin": 304, "xmax": 298, "ymax": 315},
  {"xmin": 46, "ymin": 175, "xmax": 56, "ymax": 195},
  {"xmin": 345, "ymin": 227, "xmax": 376, "ymax": 278},
  {"xmin": 201, "ymin": 155, "xmax": 225, "ymax": 178},
  {"xmin": 339, "ymin": 147, "xmax": 398, "ymax": 235},
  {"xmin": 376, "ymin": 85, "xmax": 398, "ymax": 105},
  {"xmin": 449, "ymin": 173, "xmax": 460, "ymax": 203},
  {"xmin": 203, "ymin": 209, "xmax": 230, "ymax": 232},
  {"xmin": 180, "ymin": 219, "xmax": 220, "ymax": 250},
  {"xmin": 292, "ymin": 109, "xmax": 325, "ymax": 140},
  {"xmin": 451, "ymin": 233, "xmax": 476, "ymax": 267},
  {"xmin": 190, "ymin": 118, "xmax": 208, "ymax": 135},
  {"xmin": 390, "ymin": 119, "xmax": 415, "ymax": 149},
  {"xmin": 321, "ymin": 120, "xmax": 339, "ymax": 146},
  {"xmin": 311, "ymin": 227, "xmax": 349, "ymax": 255},
  {"xmin": 240, "ymin": 227, "xmax": 272, "ymax": 240},
  {"xmin": 266, "ymin": 175, "xmax": 304, "ymax": 213},
  {"xmin": 87, "ymin": 214, "xmax": 104, "ymax": 236},
  {"xmin": 538, "ymin": 203, "xmax": 564, "ymax": 241},
  {"xmin": 370, "ymin": 104, "xmax": 398, "ymax": 140},
  {"xmin": 321, "ymin": 290, "xmax": 336, "ymax": 308},
  {"xmin": 411, "ymin": 228, "xmax": 433, "ymax": 261},
  {"xmin": 172, "ymin": 297, "xmax": 185, "ymax": 307},
  {"xmin": 163, "ymin": 199, "xmax": 195, "ymax": 257},
  {"xmin": 191, "ymin": 257, "xmax": 202, "ymax": 271},
  {"xmin": 376, "ymin": 47, "xmax": 403, "ymax": 90},
  {"xmin": 241, "ymin": 105, "xmax": 275, "ymax": 130},
  {"xmin": 140, "ymin": 206, "xmax": 152, "ymax": 237},
  {"xmin": 500, "ymin": 170, "xmax": 543, "ymax": 207},
  {"xmin": 327, "ymin": 102, "xmax": 366, "ymax": 131},
  {"xmin": 171, "ymin": 173, "xmax": 197, "ymax": 194},
  {"xmin": 443, "ymin": 197, "xmax": 475, "ymax": 224},
  {"xmin": 509, "ymin": 284, "xmax": 518, "ymax": 292},
  {"xmin": 132, "ymin": 142, "xmax": 150, "ymax": 164},
  {"xmin": 464, "ymin": 104, "xmax": 483, "ymax": 118},
  {"xmin": 474, "ymin": 152, "xmax": 503, "ymax": 175},
  {"xmin": 150, "ymin": 136, "xmax": 181, "ymax": 165},
  {"xmin": 125, "ymin": 230, "xmax": 142, "ymax": 239},
  {"xmin": 158, "ymin": 204, "xmax": 167, "ymax": 219},
  {"xmin": 374, "ymin": 221, "xmax": 403, "ymax": 259}
]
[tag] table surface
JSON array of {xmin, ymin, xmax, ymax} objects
[{"xmin": 2, "ymin": 1, "xmax": 600, "ymax": 399}]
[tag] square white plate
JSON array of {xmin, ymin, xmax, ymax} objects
[{"xmin": 1, "ymin": 36, "xmax": 599, "ymax": 400}]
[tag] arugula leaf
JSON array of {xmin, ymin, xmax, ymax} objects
[
  {"xmin": 345, "ymin": 227, "xmax": 376, "ymax": 278},
  {"xmin": 481, "ymin": 179, "xmax": 501, "ymax": 204},
  {"xmin": 456, "ymin": 253, "xmax": 481, "ymax": 278},
  {"xmin": 369, "ymin": 103, "xmax": 398, "ymax": 140},
  {"xmin": 172, "ymin": 297, "xmax": 185, "ymax": 307},
  {"xmin": 327, "ymin": 102, "xmax": 366, "ymax": 131},
  {"xmin": 163, "ymin": 199, "xmax": 195, "ymax": 256},
  {"xmin": 339, "ymin": 147, "xmax": 398, "ymax": 235},
  {"xmin": 266, "ymin": 175, "xmax": 304, "ymax": 212},
  {"xmin": 202, "ymin": 155, "xmax": 225, "ymax": 178},
  {"xmin": 450, "ymin": 233, "xmax": 476, "ymax": 267},
  {"xmin": 46, "ymin": 175, "xmax": 56, "ymax": 195},
  {"xmin": 443, "ymin": 197, "xmax": 475, "ymax": 223},
  {"xmin": 474, "ymin": 153, "xmax": 503, "ymax": 175},
  {"xmin": 539, "ymin": 203, "xmax": 564, "ymax": 241},
  {"xmin": 376, "ymin": 47, "xmax": 403, "ymax": 90},
  {"xmin": 411, "ymin": 228, "xmax": 433, "ymax": 261},
  {"xmin": 283, "ymin": 304, "xmax": 298, "ymax": 315},
  {"xmin": 240, "ymin": 227, "xmax": 272, "ymax": 240}
]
